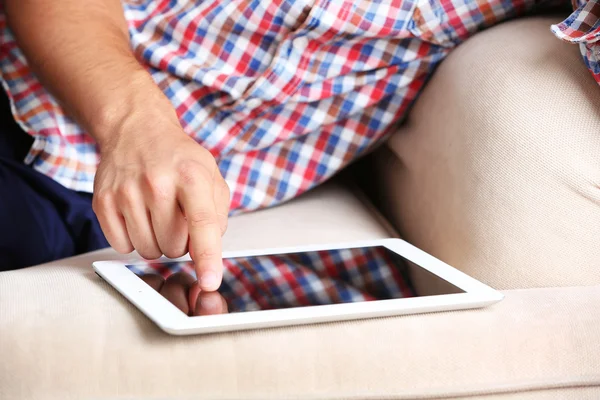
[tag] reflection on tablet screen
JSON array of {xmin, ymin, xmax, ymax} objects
[{"xmin": 125, "ymin": 246, "xmax": 463, "ymax": 317}]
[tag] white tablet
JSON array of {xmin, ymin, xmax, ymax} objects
[{"xmin": 93, "ymin": 238, "xmax": 503, "ymax": 335}]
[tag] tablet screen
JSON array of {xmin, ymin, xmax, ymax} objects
[{"xmin": 125, "ymin": 246, "xmax": 463, "ymax": 317}]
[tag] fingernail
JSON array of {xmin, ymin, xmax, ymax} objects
[{"xmin": 200, "ymin": 271, "xmax": 219, "ymax": 290}]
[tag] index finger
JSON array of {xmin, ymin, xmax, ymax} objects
[{"xmin": 177, "ymin": 170, "xmax": 223, "ymax": 291}]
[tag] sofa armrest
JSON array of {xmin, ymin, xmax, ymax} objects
[{"xmin": 358, "ymin": 15, "xmax": 600, "ymax": 289}]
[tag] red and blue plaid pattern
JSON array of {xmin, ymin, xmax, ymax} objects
[
  {"xmin": 0, "ymin": 0, "xmax": 567, "ymax": 214},
  {"xmin": 552, "ymin": 0, "xmax": 600, "ymax": 83},
  {"xmin": 127, "ymin": 246, "xmax": 415, "ymax": 312}
]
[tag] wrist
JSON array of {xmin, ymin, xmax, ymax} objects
[{"xmin": 86, "ymin": 70, "xmax": 181, "ymax": 151}]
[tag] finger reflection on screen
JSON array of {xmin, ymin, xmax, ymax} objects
[
  {"xmin": 160, "ymin": 272, "xmax": 195, "ymax": 315},
  {"xmin": 140, "ymin": 272, "xmax": 228, "ymax": 316},
  {"xmin": 194, "ymin": 291, "xmax": 228, "ymax": 316},
  {"xmin": 140, "ymin": 274, "xmax": 165, "ymax": 292}
]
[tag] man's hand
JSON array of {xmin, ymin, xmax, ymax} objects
[
  {"xmin": 93, "ymin": 109, "xmax": 230, "ymax": 291},
  {"xmin": 6, "ymin": 0, "xmax": 230, "ymax": 290}
]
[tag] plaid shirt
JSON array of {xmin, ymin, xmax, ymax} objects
[
  {"xmin": 0, "ymin": 0, "xmax": 581, "ymax": 215},
  {"xmin": 552, "ymin": 0, "xmax": 600, "ymax": 82}
]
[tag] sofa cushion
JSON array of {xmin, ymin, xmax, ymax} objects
[
  {"xmin": 2, "ymin": 180, "xmax": 600, "ymax": 399},
  {"xmin": 2, "ymin": 261, "xmax": 599, "ymax": 398},
  {"xmin": 364, "ymin": 16, "xmax": 600, "ymax": 289},
  {"xmin": 221, "ymin": 180, "xmax": 396, "ymax": 251}
]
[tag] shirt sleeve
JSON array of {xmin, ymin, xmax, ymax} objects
[{"xmin": 551, "ymin": 0, "xmax": 600, "ymax": 84}]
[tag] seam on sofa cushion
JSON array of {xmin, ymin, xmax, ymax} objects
[
  {"xmin": 291, "ymin": 376, "xmax": 600, "ymax": 400},
  {"xmin": 342, "ymin": 177, "xmax": 401, "ymax": 239}
]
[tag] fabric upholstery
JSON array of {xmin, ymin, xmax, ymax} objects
[
  {"xmin": 368, "ymin": 16, "xmax": 600, "ymax": 290},
  {"xmin": 2, "ymin": 259, "xmax": 599, "ymax": 398},
  {"xmin": 2, "ymin": 180, "xmax": 600, "ymax": 399},
  {"xmin": 220, "ymin": 180, "xmax": 396, "ymax": 251}
]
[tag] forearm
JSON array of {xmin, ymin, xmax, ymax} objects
[{"xmin": 4, "ymin": 0, "xmax": 174, "ymax": 148}]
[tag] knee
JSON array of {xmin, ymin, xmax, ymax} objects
[{"xmin": 0, "ymin": 163, "xmax": 74, "ymax": 270}]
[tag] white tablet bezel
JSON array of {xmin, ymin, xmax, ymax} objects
[{"xmin": 93, "ymin": 238, "xmax": 503, "ymax": 335}]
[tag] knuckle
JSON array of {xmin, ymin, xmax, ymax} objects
[
  {"xmin": 219, "ymin": 179, "xmax": 231, "ymax": 200},
  {"xmin": 219, "ymin": 218, "xmax": 228, "ymax": 236},
  {"xmin": 137, "ymin": 246, "xmax": 162, "ymax": 260},
  {"xmin": 145, "ymin": 173, "xmax": 172, "ymax": 202},
  {"xmin": 192, "ymin": 247, "xmax": 220, "ymax": 261},
  {"xmin": 113, "ymin": 240, "xmax": 134, "ymax": 254},
  {"xmin": 160, "ymin": 234, "xmax": 189, "ymax": 259},
  {"xmin": 162, "ymin": 245, "xmax": 187, "ymax": 259},
  {"xmin": 116, "ymin": 181, "xmax": 138, "ymax": 206},
  {"xmin": 177, "ymin": 160, "xmax": 205, "ymax": 186},
  {"xmin": 92, "ymin": 191, "xmax": 113, "ymax": 213},
  {"xmin": 188, "ymin": 210, "xmax": 219, "ymax": 228}
]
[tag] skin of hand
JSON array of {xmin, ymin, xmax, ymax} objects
[
  {"xmin": 93, "ymin": 104, "xmax": 231, "ymax": 291},
  {"xmin": 140, "ymin": 272, "xmax": 229, "ymax": 316},
  {"xmin": 5, "ymin": 0, "xmax": 230, "ymax": 290}
]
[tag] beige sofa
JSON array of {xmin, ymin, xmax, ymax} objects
[{"xmin": 2, "ymin": 16, "xmax": 600, "ymax": 399}]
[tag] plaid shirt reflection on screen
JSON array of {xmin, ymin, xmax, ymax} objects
[{"xmin": 128, "ymin": 246, "xmax": 414, "ymax": 312}]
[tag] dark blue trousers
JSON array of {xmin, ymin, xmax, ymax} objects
[{"xmin": 0, "ymin": 91, "xmax": 108, "ymax": 270}]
